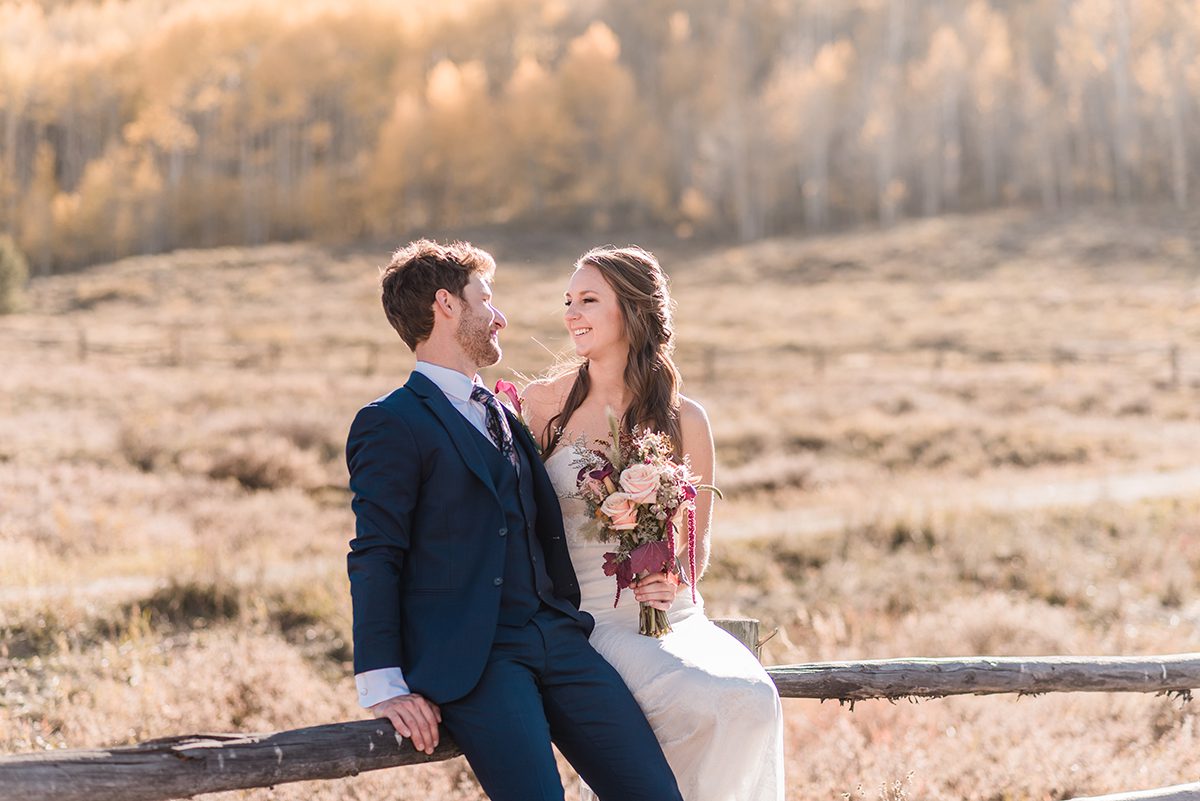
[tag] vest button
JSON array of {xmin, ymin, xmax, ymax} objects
[
  {"xmin": 493, "ymin": 577, "xmax": 504, "ymax": 586},
  {"xmin": 498, "ymin": 527, "xmax": 508, "ymax": 537}
]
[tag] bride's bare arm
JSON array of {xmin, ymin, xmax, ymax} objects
[{"xmin": 679, "ymin": 396, "xmax": 716, "ymax": 582}]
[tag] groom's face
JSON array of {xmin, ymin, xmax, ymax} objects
[{"xmin": 454, "ymin": 273, "xmax": 506, "ymax": 369}]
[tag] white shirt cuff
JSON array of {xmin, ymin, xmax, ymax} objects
[{"xmin": 355, "ymin": 667, "xmax": 411, "ymax": 709}]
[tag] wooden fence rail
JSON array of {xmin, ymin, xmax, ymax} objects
[
  {"xmin": 0, "ymin": 720, "xmax": 457, "ymax": 801},
  {"xmin": 2, "ymin": 652, "xmax": 1198, "ymax": 801},
  {"xmin": 1074, "ymin": 784, "xmax": 1200, "ymax": 801},
  {"xmin": 771, "ymin": 653, "xmax": 1200, "ymax": 703}
]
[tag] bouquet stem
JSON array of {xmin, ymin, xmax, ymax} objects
[{"xmin": 639, "ymin": 602, "xmax": 672, "ymax": 638}]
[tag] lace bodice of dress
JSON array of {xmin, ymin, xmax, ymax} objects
[{"xmin": 544, "ymin": 448, "xmax": 596, "ymax": 547}]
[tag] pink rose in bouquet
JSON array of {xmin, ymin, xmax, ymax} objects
[
  {"xmin": 618, "ymin": 463, "xmax": 661, "ymax": 504},
  {"xmin": 600, "ymin": 492, "xmax": 640, "ymax": 529}
]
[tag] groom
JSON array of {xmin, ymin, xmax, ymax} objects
[{"xmin": 346, "ymin": 240, "xmax": 683, "ymax": 801}]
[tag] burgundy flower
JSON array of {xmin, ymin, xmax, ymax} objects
[
  {"xmin": 628, "ymin": 540, "xmax": 672, "ymax": 576},
  {"xmin": 603, "ymin": 552, "xmax": 634, "ymax": 585},
  {"xmin": 686, "ymin": 506, "xmax": 697, "ymax": 604},
  {"xmin": 665, "ymin": 517, "xmax": 676, "ymax": 572},
  {"xmin": 602, "ymin": 552, "xmax": 635, "ymax": 606},
  {"xmin": 589, "ymin": 462, "xmax": 615, "ymax": 483}
]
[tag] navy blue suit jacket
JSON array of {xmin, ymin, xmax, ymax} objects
[{"xmin": 346, "ymin": 371, "xmax": 590, "ymax": 704}]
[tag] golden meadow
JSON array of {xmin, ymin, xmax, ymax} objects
[{"xmin": 3, "ymin": 209, "xmax": 1200, "ymax": 799}]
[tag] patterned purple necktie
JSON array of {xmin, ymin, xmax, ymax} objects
[{"xmin": 471, "ymin": 385, "xmax": 520, "ymax": 471}]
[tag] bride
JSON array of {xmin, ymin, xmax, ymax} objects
[{"xmin": 523, "ymin": 245, "xmax": 785, "ymax": 801}]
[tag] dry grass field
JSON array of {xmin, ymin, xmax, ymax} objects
[{"xmin": 2, "ymin": 208, "xmax": 1200, "ymax": 799}]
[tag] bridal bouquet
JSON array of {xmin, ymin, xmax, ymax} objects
[{"xmin": 570, "ymin": 414, "xmax": 720, "ymax": 637}]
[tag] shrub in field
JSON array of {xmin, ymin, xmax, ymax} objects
[
  {"xmin": 0, "ymin": 235, "xmax": 29, "ymax": 313},
  {"xmin": 118, "ymin": 422, "xmax": 174, "ymax": 472},
  {"xmin": 265, "ymin": 416, "xmax": 343, "ymax": 462},
  {"xmin": 205, "ymin": 433, "xmax": 326, "ymax": 491},
  {"xmin": 136, "ymin": 579, "xmax": 242, "ymax": 627}
]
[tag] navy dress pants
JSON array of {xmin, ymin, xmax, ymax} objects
[{"xmin": 439, "ymin": 608, "xmax": 684, "ymax": 801}]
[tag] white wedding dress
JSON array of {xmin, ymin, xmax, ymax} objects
[{"xmin": 546, "ymin": 450, "xmax": 785, "ymax": 801}]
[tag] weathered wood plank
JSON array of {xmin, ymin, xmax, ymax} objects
[
  {"xmin": 1068, "ymin": 782, "xmax": 1200, "ymax": 801},
  {"xmin": 769, "ymin": 653, "xmax": 1200, "ymax": 701},
  {"xmin": 0, "ymin": 719, "xmax": 461, "ymax": 801}
]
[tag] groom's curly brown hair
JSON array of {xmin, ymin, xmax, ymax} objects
[{"xmin": 380, "ymin": 239, "xmax": 496, "ymax": 350}]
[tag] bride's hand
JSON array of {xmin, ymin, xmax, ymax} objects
[{"xmin": 631, "ymin": 571, "xmax": 680, "ymax": 611}]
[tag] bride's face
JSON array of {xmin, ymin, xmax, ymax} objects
[{"xmin": 563, "ymin": 263, "xmax": 627, "ymax": 360}]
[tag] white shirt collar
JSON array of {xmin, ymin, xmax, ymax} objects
[{"xmin": 414, "ymin": 361, "xmax": 483, "ymax": 404}]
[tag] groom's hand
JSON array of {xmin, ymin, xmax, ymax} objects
[{"xmin": 371, "ymin": 693, "xmax": 442, "ymax": 755}]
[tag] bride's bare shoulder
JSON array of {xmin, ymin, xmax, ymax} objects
[
  {"xmin": 677, "ymin": 395, "xmax": 713, "ymax": 441},
  {"xmin": 677, "ymin": 395, "xmax": 711, "ymax": 425},
  {"xmin": 523, "ymin": 373, "xmax": 575, "ymax": 420}
]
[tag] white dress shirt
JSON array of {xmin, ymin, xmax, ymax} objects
[{"xmin": 354, "ymin": 361, "xmax": 496, "ymax": 708}]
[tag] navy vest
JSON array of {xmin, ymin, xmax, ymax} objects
[{"xmin": 465, "ymin": 423, "xmax": 578, "ymax": 626}]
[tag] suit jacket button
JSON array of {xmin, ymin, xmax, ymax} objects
[
  {"xmin": 498, "ymin": 528, "xmax": 508, "ymax": 537},
  {"xmin": 494, "ymin": 577, "xmax": 504, "ymax": 586}
]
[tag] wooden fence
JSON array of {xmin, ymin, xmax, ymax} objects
[
  {"xmin": 2, "ymin": 638, "xmax": 1198, "ymax": 801},
  {"xmin": 1, "ymin": 324, "xmax": 1195, "ymax": 388}
]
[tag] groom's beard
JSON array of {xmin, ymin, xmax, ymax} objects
[{"xmin": 456, "ymin": 310, "xmax": 502, "ymax": 368}]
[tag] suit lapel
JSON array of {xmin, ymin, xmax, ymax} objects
[{"xmin": 405, "ymin": 372, "xmax": 499, "ymax": 501}]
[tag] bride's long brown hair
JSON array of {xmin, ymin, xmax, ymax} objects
[{"xmin": 542, "ymin": 245, "xmax": 683, "ymax": 460}]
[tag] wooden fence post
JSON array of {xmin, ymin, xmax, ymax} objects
[
  {"xmin": 1051, "ymin": 346, "xmax": 1071, "ymax": 378},
  {"xmin": 364, "ymin": 342, "xmax": 379, "ymax": 377},
  {"xmin": 703, "ymin": 346, "xmax": 717, "ymax": 384},
  {"xmin": 165, "ymin": 326, "xmax": 182, "ymax": 367}
]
